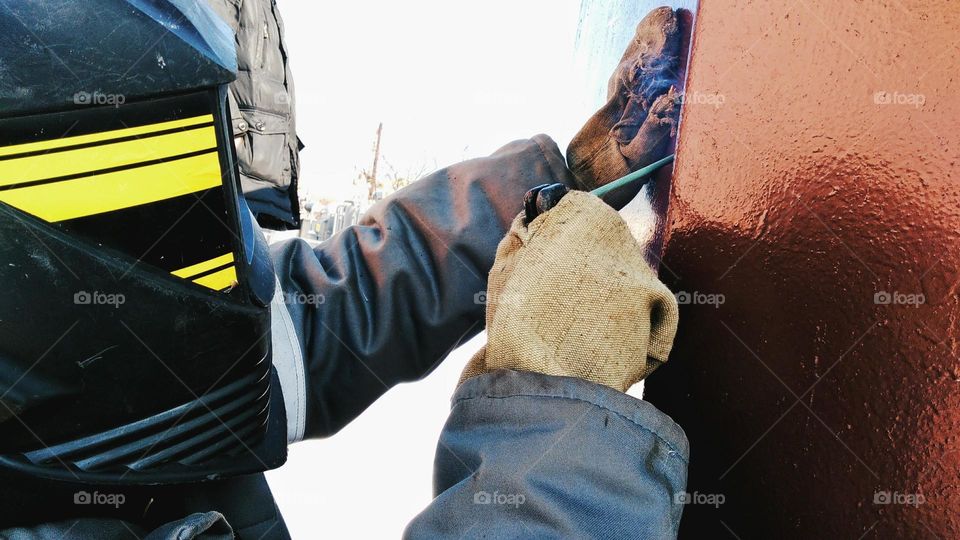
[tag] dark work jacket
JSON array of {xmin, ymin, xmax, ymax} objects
[
  {"xmin": 0, "ymin": 137, "xmax": 689, "ymax": 539},
  {"xmin": 204, "ymin": 0, "xmax": 302, "ymax": 229}
]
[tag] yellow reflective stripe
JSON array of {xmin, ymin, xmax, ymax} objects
[
  {"xmin": 172, "ymin": 253, "xmax": 235, "ymax": 279},
  {"xmin": 0, "ymin": 152, "xmax": 221, "ymax": 221},
  {"xmin": 192, "ymin": 266, "xmax": 237, "ymax": 291},
  {"xmin": 0, "ymin": 127, "xmax": 217, "ymax": 187},
  {"xmin": 173, "ymin": 254, "xmax": 237, "ymax": 291},
  {"xmin": 0, "ymin": 115, "xmax": 214, "ymax": 158}
]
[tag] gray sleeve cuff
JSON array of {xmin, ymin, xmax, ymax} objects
[
  {"xmin": 406, "ymin": 369, "xmax": 689, "ymax": 539},
  {"xmin": 270, "ymin": 279, "xmax": 307, "ymax": 444},
  {"xmin": 453, "ymin": 369, "xmax": 689, "ymax": 462}
]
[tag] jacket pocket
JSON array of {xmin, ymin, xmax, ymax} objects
[{"xmin": 233, "ymin": 108, "xmax": 292, "ymax": 184}]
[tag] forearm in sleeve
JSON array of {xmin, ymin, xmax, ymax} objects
[
  {"xmin": 270, "ymin": 135, "xmax": 576, "ymax": 439},
  {"xmin": 404, "ymin": 370, "xmax": 689, "ymax": 539}
]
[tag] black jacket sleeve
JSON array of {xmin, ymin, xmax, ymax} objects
[{"xmin": 270, "ymin": 135, "xmax": 575, "ymax": 438}]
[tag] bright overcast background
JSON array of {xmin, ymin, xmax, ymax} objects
[{"xmin": 264, "ymin": 0, "xmax": 611, "ymax": 536}]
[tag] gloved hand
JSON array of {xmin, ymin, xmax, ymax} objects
[
  {"xmin": 460, "ymin": 190, "xmax": 678, "ymax": 393},
  {"xmin": 566, "ymin": 6, "xmax": 684, "ymax": 209}
]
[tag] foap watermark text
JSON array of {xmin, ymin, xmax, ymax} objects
[
  {"xmin": 474, "ymin": 490, "xmax": 526, "ymax": 508},
  {"xmin": 674, "ymin": 491, "xmax": 725, "ymax": 508},
  {"xmin": 873, "ymin": 90, "xmax": 925, "ymax": 108},
  {"xmin": 74, "ymin": 490, "xmax": 125, "ymax": 508},
  {"xmin": 874, "ymin": 490, "xmax": 925, "ymax": 507},
  {"xmin": 874, "ymin": 290, "xmax": 924, "ymax": 307},
  {"xmin": 74, "ymin": 290, "xmax": 125, "ymax": 308},
  {"xmin": 73, "ymin": 91, "xmax": 125, "ymax": 107},
  {"xmin": 675, "ymin": 290, "xmax": 725, "ymax": 308}
]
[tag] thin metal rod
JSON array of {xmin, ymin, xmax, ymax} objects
[{"xmin": 589, "ymin": 154, "xmax": 675, "ymax": 199}]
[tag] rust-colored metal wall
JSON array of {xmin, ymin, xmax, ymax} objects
[{"xmin": 644, "ymin": 1, "xmax": 960, "ymax": 537}]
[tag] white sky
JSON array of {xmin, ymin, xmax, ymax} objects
[
  {"xmin": 265, "ymin": 1, "xmax": 614, "ymax": 537},
  {"xmin": 284, "ymin": 0, "xmax": 589, "ymax": 202}
]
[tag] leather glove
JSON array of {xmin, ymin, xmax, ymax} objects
[
  {"xmin": 566, "ymin": 6, "xmax": 683, "ymax": 209},
  {"xmin": 460, "ymin": 190, "xmax": 678, "ymax": 393}
]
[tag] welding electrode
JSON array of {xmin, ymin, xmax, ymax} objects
[{"xmin": 523, "ymin": 154, "xmax": 676, "ymax": 224}]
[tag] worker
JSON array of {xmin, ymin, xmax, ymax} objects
[{"xmin": 0, "ymin": 3, "xmax": 689, "ymax": 538}]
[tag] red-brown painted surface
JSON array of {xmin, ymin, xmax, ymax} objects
[{"xmin": 644, "ymin": 1, "xmax": 960, "ymax": 538}]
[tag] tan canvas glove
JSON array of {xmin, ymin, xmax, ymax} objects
[{"xmin": 461, "ymin": 190, "xmax": 679, "ymax": 393}]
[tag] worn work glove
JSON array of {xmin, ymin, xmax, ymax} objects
[
  {"xmin": 460, "ymin": 190, "xmax": 679, "ymax": 393},
  {"xmin": 567, "ymin": 6, "xmax": 684, "ymax": 209}
]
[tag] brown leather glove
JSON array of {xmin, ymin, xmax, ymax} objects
[
  {"xmin": 566, "ymin": 6, "xmax": 684, "ymax": 209},
  {"xmin": 460, "ymin": 191, "xmax": 679, "ymax": 393}
]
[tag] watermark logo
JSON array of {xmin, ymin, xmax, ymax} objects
[
  {"xmin": 874, "ymin": 490, "xmax": 924, "ymax": 507},
  {"xmin": 283, "ymin": 291, "xmax": 325, "ymax": 306},
  {"xmin": 74, "ymin": 290, "xmax": 125, "ymax": 308},
  {"xmin": 73, "ymin": 91, "xmax": 126, "ymax": 107},
  {"xmin": 675, "ymin": 290, "xmax": 725, "ymax": 308},
  {"xmin": 74, "ymin": 490, "xmax": 125, "ymax": 508},
  {"xmin": 682, "ymin": 91, "xmax": 726, "ymax": 109},
  {"xmin": 873, "ymin": 91, "xmax": 925, "ymax": 108},
  {"xmin": 473, "ymin": 490, "xmax": 525, "ymax": 508},
  {"xmin": 674, "ymin": 491, "xmax": 725, "ymax": 508},
  {"xmin": 473, "ymin": 290, "xmax": 524, "ymax": 307},
  {"xmin": 873, "ymin": 290, "xmax": 924, "ymax": 307}
]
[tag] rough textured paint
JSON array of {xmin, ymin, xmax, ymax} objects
[{"xmin": 638, "ymin": 1, "xmax": 960, "ymax": 538}]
